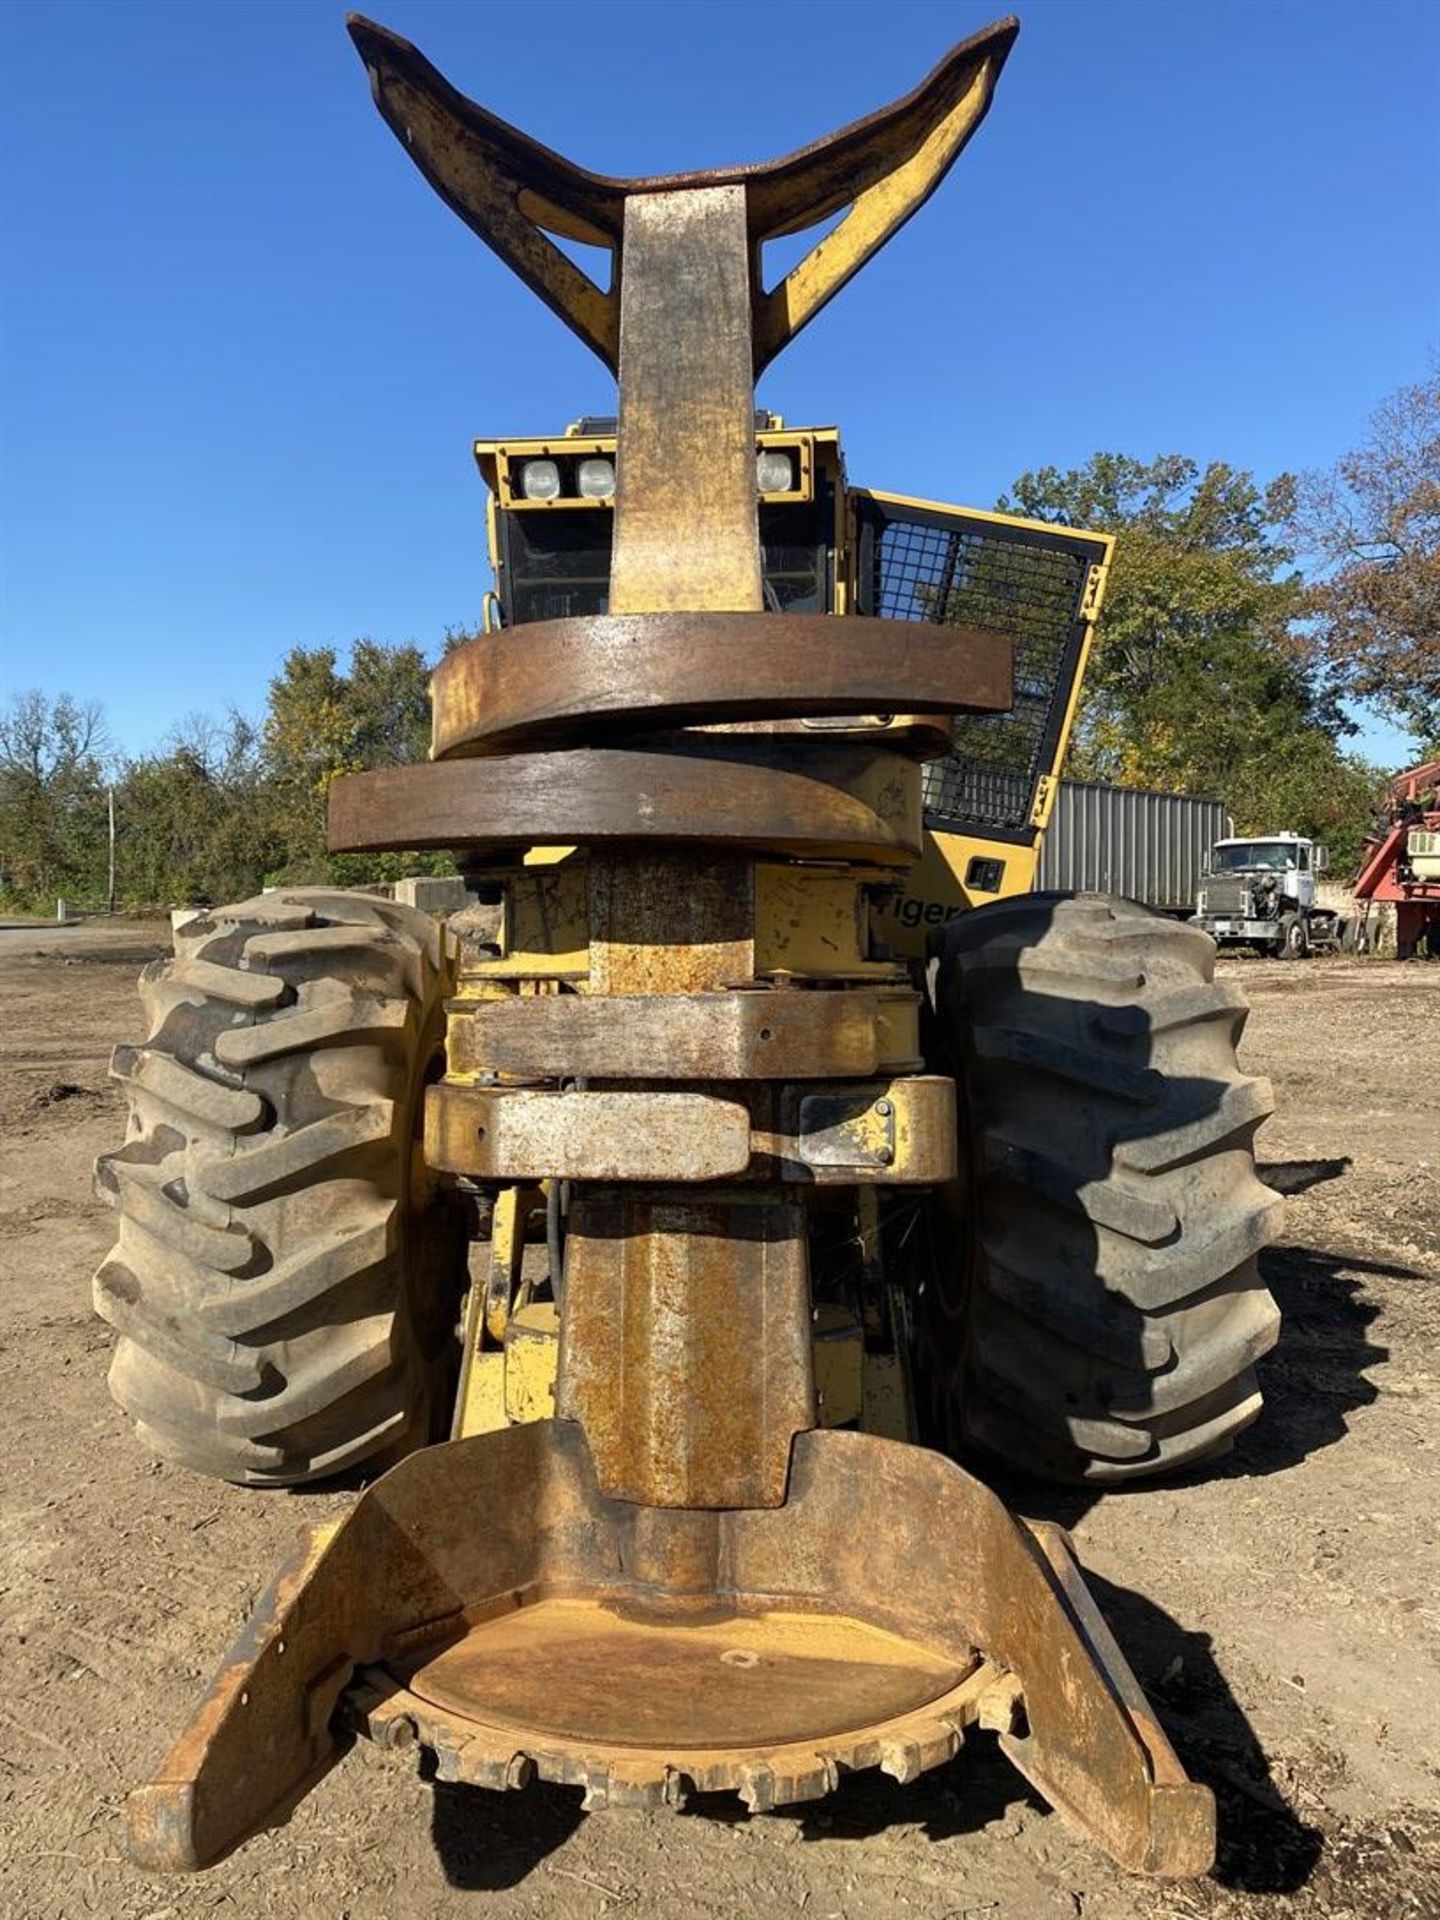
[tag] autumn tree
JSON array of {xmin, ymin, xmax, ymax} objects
[
  {"xmin": 997, "ymin": 455, "xmax": 1379, "ymax": 864},
  {"xmin": 1291, "ymin": 370, "xmax": 1440, "ymax": 750}
]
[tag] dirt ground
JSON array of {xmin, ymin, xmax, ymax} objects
[{"xmin": 1, "ymin": 921, "xmax": 1437, "ymax": 1920}]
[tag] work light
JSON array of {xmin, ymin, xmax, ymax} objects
[
  {"xmin": 578, "ymin": 457, "xmax": 616, "ymax": 499},
  {"xmin": 519, "ymin": 458, "xmax": 561, "ymax": 501},
  {"xmin": 756, "ymin": 449, "xmax": 794, "ymax": 494}
]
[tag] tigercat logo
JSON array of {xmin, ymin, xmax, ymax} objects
[{"xmin": 876, "ymin": 894, "xmax": 964, "ymax": 930}]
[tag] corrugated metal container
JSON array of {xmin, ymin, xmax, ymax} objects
[{"xmin": 1037, "ymin": 781, "xmax": 1230, "ymax": 913}]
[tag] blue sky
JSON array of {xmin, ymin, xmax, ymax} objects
[{"xmin": 2, "ymin": 0, "xmax": 1436, "ymax": 767}]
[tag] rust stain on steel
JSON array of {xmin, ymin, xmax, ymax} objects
[
  {"xmin": 355, "ymin": 1656, "xmax": 989, "ymax": 1809},
  {"xmin": 556, "ymin": 1188, "xmax": 814, "ymax": 1508},
  {"xmin": 425, "ymin": 1084, "xmax": 752, "ymax": 1182},
  {"xmin": 347, "ymin": 14, "xmax": 1017, "ymax": 372},
  {"xmin": 430, "ymin": 612, "xmax": 1012, "ymax": 758},
  {"xmin": 328, "ymin": 739, "xmax": 923, "ymax": 864},
  {"xmin": 609, "ymin": 189, "xmax": 761, "ymax": 615},
  {"xmin": 429, "ymin": 1073, "xmax": 954, "ymax": 1187},
  {"xmin": 588, "ymin": 850, "xmax": 755, "ymax": 994},
  {"xmin": 127, "ymin": 1522, "xmax": 346, "ymax": 1872},
  {"xmin": 127, "ymin": 1419, "xmax": 1212, "ymax": 1873},
  {"xmin": 444, "ymin": 985, "xmax": 918, "ymax": 1081},
  {"xmin": 407, "ymin": 1597, "xmax": 959, "ymax": 1743}
]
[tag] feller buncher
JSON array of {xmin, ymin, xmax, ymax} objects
[{"xmin": 95, "ymin": 15, "xmax": 1284, "ymax": 1878}]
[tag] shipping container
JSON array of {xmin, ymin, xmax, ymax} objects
[{"xmin": 1037, "ymin": 781, "xmax": 1230, "ymax": 914}]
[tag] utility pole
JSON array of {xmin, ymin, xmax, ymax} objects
[{"xmin": 107, "ymin": 785, "xmax": 116, "ymax": 916}]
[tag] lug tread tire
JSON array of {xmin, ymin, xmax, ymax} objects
[
  {"xmin": 93, "ymin": 888, "xmax": 463, "ymax": 1486},
  {"xmin": 930, "ymin": 891, "xmax": 1283, "ymax": 1485}
]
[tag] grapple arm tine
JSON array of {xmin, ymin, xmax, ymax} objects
[{"xmin": 345, "ymin": 12, "xmax": 1018, "ymax": 374}]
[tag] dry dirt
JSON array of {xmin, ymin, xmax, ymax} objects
[{"xmin": 1, "ymin": 923, "xmax": 1437, "ymax": 1920}]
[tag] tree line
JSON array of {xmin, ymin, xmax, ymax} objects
[
  {"xmin": 0, "ymin": 641, "xmax": 459, "ymax": 914},
  {"xmin": 2, "ymin": 373, "xmax": 1435, "ymax": 915}
]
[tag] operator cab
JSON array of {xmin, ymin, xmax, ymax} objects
[
  {"xmin": 475, "ymin": 414, "xmax": 836, "ymax": 625},
  {"xmin": 472, "ymin": 417, "xmax": 1115, "ymax": 943}
]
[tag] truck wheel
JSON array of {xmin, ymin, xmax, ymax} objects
[
  {"xmin": 1277, "ymin": 912, "xmax": 1309, "ymax": 959},
  {"xmin": 93, "ymin": 889, "xmax": 467, "ymax": 1486},
  {"xmin": 921, "ymin": 892, "xmax": 1284, "ymax": 1484}
]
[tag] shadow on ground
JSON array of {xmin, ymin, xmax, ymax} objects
[
  {"xmin": 1231, "ymin": 1241, "xmax": 1399, "ymax": 1477},
  {"xmin": 429, "ymin": 1761, "xmax": 586, "ymax": 1891},
  {"xmin": 1088, "ymin": 1571, "xmax": 1324, "ymax": 1894},
  {"xmin": 1258, "ymin": 1156, "xmax": 1352, "ymax": 1196}
]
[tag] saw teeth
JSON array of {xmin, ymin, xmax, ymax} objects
[{"xmin": 737, "ymin": 1763, "xmax": 776, "ymax": 1812}]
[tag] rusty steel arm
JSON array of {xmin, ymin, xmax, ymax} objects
[{"xmin": 346, "ymin": 13, "xmax": 1018, "ymax": 372}]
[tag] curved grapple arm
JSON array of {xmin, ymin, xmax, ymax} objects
[{"xmin": 347, "ymin": 12, "xmax": 1017, "ymax": 374}]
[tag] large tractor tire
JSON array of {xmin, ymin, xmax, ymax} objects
[
  {"xmin": 924, "ymin": 892, "xmax": 1284, "ymax": 1485},
  {"xmin": 93, "ymin": 889, "xmax": 466, "ymax": 1486}
]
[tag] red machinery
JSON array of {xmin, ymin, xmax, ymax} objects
[{"xmin": 1352, "ymin": 759, "xmax": 1440, "ymax": 957}]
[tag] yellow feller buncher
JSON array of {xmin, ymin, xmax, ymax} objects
[{"xmin": 95, "ymin": 14, "xmax": 1284, "ymax": 1879}]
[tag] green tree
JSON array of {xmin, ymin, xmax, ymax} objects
[
  {"xmin": 997, "ymin": 455, "xmax": 1378, "ymax": 864},
  {"xmin": 262, "ymin": 646, "xmax": 360, "ymax": 877},
  {"xmin": 262, "ymin": 639, "xmax": 451, "ymax": 885},
  {"xmin": 0, "ymin": 690, "xmax": 110, "ymax": 907},
  {"xmin": 348, "ymin": 638, "xmax": 433, "ymax": 767},
  {"xmin": 1291, "ymin": 370, "xmax": 1440, "ymax": 750},
  {"xmin": 115, "ymin": 711, "xmax": 281, "ymax": 908}
]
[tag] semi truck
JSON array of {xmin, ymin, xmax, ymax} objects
[{"xmin": 1192, "ymin": 832, "xmax": 1349, "ymax": 957}]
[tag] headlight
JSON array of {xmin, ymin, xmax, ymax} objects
[
  {"xmin": 1197, "ymin": 891, "xmax": 1207, "ymax": 913},
  {"xmin": 756, "ymin": 449, "xmax": 794, "ymax": 494},
  {"xmin": 577, "ymin": 457, "xmax": 615, "ymax": 500},
  {"xmin": 519, "ymin": 458, "xmax": 561, "ymax": 501}
]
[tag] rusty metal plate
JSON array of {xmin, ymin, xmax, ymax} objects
[
  {"xmin": 558, "ymin": 1187, "xmax": 812, "ymax": 1508},
  {"xmin": 425, "ymin": 1084, "xmax": 750, "ymax": 1182},
  {"xmin": 431, "ymin": 614, "xmax": 1013, "ymax": 757},
  {"xmin": 610, "ymin": 188, "xmax": 761, "ymax": 615},
  {"xmin": 407, "ymin": 1598, "xmax": 959, "ymax": 1745},
  {"xmin": 431, "ymin": 1076, "xmax": 953, "ymax": 1184},
  {"xmin": 588, "ymin": 850, "xmax": 754, "ymax": 993},
  {"xmin": 445, "ymin": 987, "xmax": 917, "ymax": 1081},
  {"xmin": 350, "ymin": 14, "xmax": 1017, "ymax": 243},
  {"xmin": 329, "ymin": 740, "xmax": 922, "ymax": 864},
  {"xmin": 766, "ymin": 1075, "xmax": 957, "ymax": 1185}
]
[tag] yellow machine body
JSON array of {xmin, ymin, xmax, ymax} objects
[{"xmin": 472, "ymin": 423, "xmax": 1113, "ymax": 968}]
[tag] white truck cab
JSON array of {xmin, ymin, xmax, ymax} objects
[{"xmin": 1193, "ymin": 834, "xmax": 1345, "ymax": 957}]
